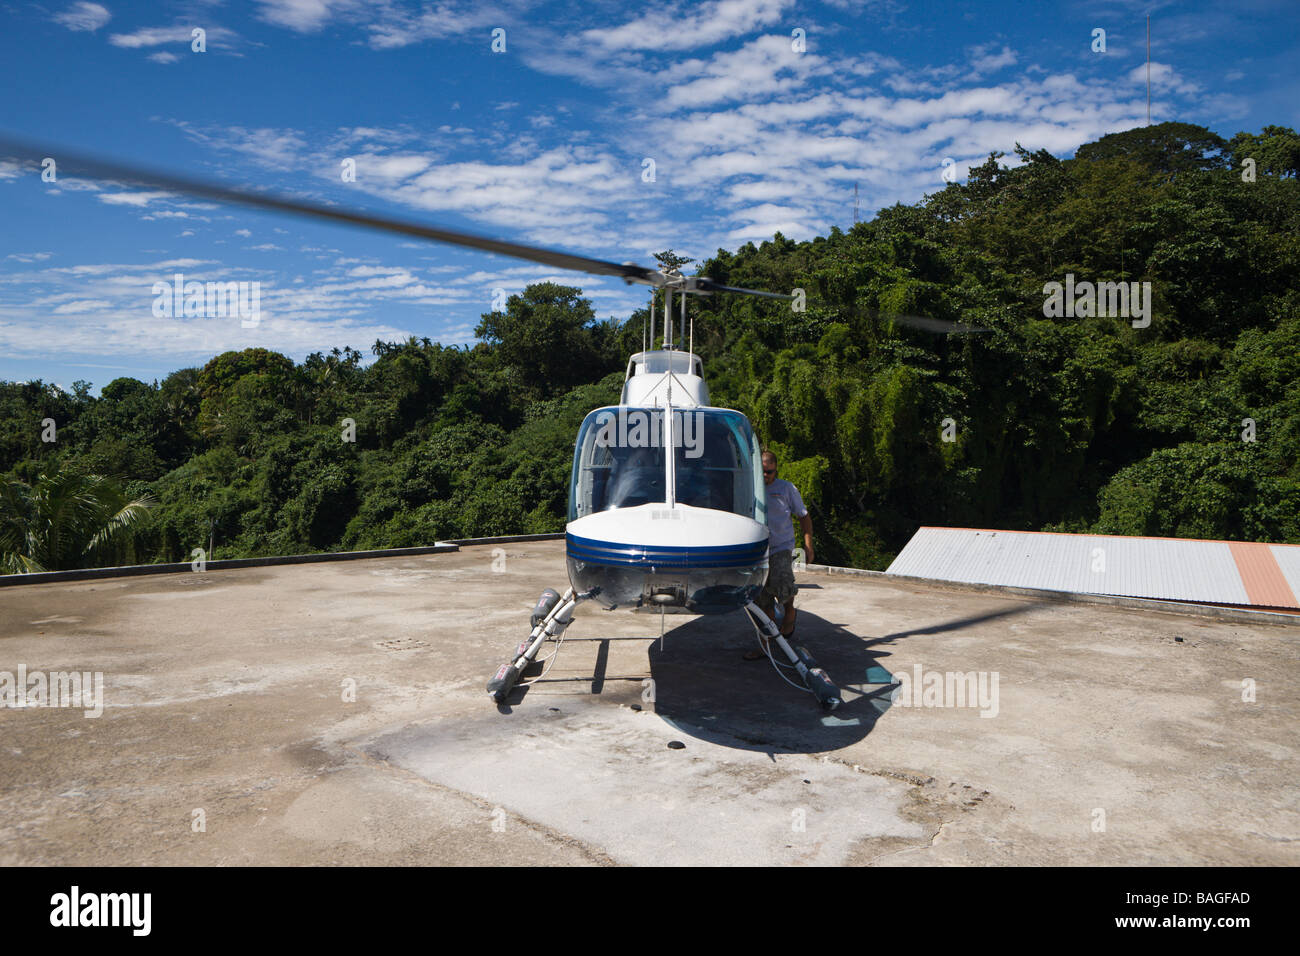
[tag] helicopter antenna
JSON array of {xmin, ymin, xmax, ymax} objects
[
  {"xmin": 680, "ymin": 290, "xmax": 686, "ymax": 350},
  {"xmin": 689, "ymin": 315, "xmax": 694, "ymax": 359},
  {"xmin": 649, "ymin": 293, "xmax": 655, "ymax": 350}
]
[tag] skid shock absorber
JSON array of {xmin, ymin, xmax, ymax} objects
[
  {"xmin": 744, "ymin": 601, "xmax": 842, "ymax": 711},
  {"xmin": 487, "ymin": 587, "xmax": 579, "ymax": 703}
]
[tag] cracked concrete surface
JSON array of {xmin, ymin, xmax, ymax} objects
[{"xmin": 1, "ymin": 540, "xmax": 1296, "ymax": 865}]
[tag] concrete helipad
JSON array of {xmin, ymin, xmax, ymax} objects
[{"xmin": 1, "ymin": 540, "xmax": 1296, "ymax": 865}]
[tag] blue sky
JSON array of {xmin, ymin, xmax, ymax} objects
[{"xmin": 1, "ymin": 0, "xmax": 1296, "ymax": 392}]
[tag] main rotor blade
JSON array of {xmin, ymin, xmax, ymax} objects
[
  {"xmin": 0, "ymin": 134, "xmax": 660, "ymax": 286},
  {"xmin": 839, "ymin": 302, "xmax": 984, "ymax": 335},
  {"xmin": 876, "ymin": 312, "xmax": 987, "ymax": 335},
  {"xmin": 690, "ymin": 277, "xmax": 795, "ymax": 300},
  {"xmin": 689, "ymin": 279, "xmax": 984, "ymax": 333},
  {"xmin": 691, "ymin": 279, "xmax": 982, "ymax": 332}
]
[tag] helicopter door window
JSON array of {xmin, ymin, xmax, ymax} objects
[{"xmin": 672, "ymin": 409, "xmax": 763, "ymax": 520}]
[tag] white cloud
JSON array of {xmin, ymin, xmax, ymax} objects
[
  {"xmin": 1129, "ymin": 61, "xmax": 1201, "ymax": 96},
  {"xmin": 0, "ymin": 255, "xmax": 414, "ymax": 363},
  {"xmin": 581, "ymin": 0, "xmax": 794, "ymax": 52},
  {"xmin": 664, "ymin": 35, "xmax": 824, "ymax": 108},
  {"xmin": 968, "ymin": 44, "xmax": 1017, "ymax": 74},
  {"xmin": 255, "ymin": 0, "xmax": 357, "ymax": 32},
  {"xmin": 352, "ymin": 153, "xmax": 432, "ymax": 181},
  {"xmin": 172, "ymin": 123, "xmax": 308, "ymax": 168},
  {"xmin": 347, "ymin": 265, "xmax": 406, "ymax": 277},
  {"xmin": 53, "ymin": 300, "xmax": 112, "ymax": 314},
  {"xmin": 361, "ymin": 1, "xmax": 503, "ymax": 49},
  {"xmin": 54, "ymin": 2, "xmax": 111, "ymax": 32},
  {"xmin": 108, "ymin": 25, "xmax": 238, "ymax": 50},
  {"xmin": 108, "ymin": 26, "xmax": 192, "ymax": 47},
  {"xmin": 98, "ymin": 190, "xmax": 174, "ymax": 207}
]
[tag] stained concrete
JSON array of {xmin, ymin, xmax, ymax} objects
[{"xmin": 1, "ymin": 540, "xmax": 1296, "ymax": 865}]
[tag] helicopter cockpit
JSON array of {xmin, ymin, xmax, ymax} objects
[{"xmin": 569, "ymin": 406, "xmax": 765, "ymax": 521}]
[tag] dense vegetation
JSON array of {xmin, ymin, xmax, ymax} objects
[{"xmin": 3, "ymin": 122, "xmax": 1297, "ymax": 572}]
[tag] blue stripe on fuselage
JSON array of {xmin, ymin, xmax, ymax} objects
[{"xmin": 566, "ymin": 532, "xmax": 767, "ymax": 570}]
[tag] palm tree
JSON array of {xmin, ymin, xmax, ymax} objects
[{"xmin": 0, "ymin": 468, "xmax": 154, "ymax": 573}]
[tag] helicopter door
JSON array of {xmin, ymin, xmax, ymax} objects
[{"xmin": 671, "ymin": 409, "xmax": 765, "ymax": 520}]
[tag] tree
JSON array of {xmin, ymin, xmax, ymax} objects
[
  {"xmin": 0, "ymin": 468, "xmax": 154, "ymax": 573},
  {"xmin": 1228, "ymin": 125, "xmax": 1300, "ymax": 178},
  {"xmin": 653, "ymin": 250, "xmax": 695, "ymax": 272},
  {"xmin": 1074, "ymin": 121, "xmax": 1229, "ymax": 177},
  {"xmin": 474, "ymin": 283, "xmax": 607, "ymax": 399}
]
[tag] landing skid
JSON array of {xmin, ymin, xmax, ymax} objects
[
  {"xmin": 743, "ymin": 602, "xmax": 843, "ymax": 712},
  {"xmin": 487, "ymin": 587, "xmax": 584, "ymax": 703},
  {"xmin": 487, "ymin": 589, "xmax": 842, "ymax": 711}
]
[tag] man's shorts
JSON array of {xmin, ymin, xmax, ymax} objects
[{"xmin": 762, "ymin": 549, "xmax": 797, "ymax": 604}]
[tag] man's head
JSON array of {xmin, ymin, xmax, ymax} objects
[{"xmin": 761, "ymin": 450, "xmax": 777, "ymax": 485}]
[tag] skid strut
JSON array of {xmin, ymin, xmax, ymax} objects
[
  {"xmin": 487, "ymin": 587, "xmax": 583, "ymax": 702},
  {"xmin": 744, "ymin": 601, "xmax": 842, "ymax": 711}
]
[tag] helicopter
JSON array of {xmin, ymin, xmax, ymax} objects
[{"xmin": 0, "ymin": 134, "xmax": 975, "ymax": 711}]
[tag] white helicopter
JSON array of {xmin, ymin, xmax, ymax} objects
[
  {"xmin": 0, "ymin": 135, "xmax": 972, "ymax": 710},
  {"xmin": 494, "ymin": 271, "xmax": 845, "ymax": 710}
]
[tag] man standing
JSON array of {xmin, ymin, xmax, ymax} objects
[{"xmin": 745, "ymin": 450, "xmax": 813, "ymax": 660}]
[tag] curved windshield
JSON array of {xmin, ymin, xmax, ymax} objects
[{"xmin": 569, "ymin": 407, "xmax": 765, "ymax": 521}]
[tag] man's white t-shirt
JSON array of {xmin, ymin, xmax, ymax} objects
[{"xmin": 765, "ymin": 478, "xmax": 807, "ymax": 555}]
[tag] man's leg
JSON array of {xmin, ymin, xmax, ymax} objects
[{"xmin": 771, "ymin": 550, "xmax": 797, "ymax": 636}]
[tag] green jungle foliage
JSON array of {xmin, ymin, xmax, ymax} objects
[{"xmin": 3, "ymin": 122, "xmax": 1298, "ymax": 572}]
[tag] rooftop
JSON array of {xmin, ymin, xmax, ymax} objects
[{"xmin": 1, "ymin": 539, "xmax": 1296, "ymax": 865}]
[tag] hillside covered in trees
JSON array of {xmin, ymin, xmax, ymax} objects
[{"xmin": 3, "ymin": 121, "xmax": 1298, "ymax": 572}]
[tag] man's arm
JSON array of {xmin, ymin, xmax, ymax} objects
[{"xmin": 799, "ymin": 512, "xmax": 814, "ymax": 565}]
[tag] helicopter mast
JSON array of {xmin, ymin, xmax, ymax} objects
[
  {"xmin": 664, "ymin": 364, "xmax": 675, "ymax": 508},
  {"xmin": 680, "ymin": 288, "xmax": 686, "ymax": 350},
  {"xmin": 665, "ymin": 287, "xmax": 673, "ymax": 350}
]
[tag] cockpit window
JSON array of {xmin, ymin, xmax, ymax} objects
[{"xmin": 569, "ymin": 407, "xmax": 764, "ymax": 521}]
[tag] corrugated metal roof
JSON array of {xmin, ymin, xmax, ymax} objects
[
  {"xmin": 885, "ymin": 527, "xmax": 1300, "ymax": 609},
  {"xmin": 1269, "ymin": 545, "xmax": 1300, "ymax": 605}
]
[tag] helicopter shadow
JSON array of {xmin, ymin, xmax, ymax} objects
[
  {"xmin": 642, "ymin": 599, "xmax": 1039, "ymax": 755},
  {"xmin": 642, "ymin": 608, "xmax": 889, "ymax": 755}
]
